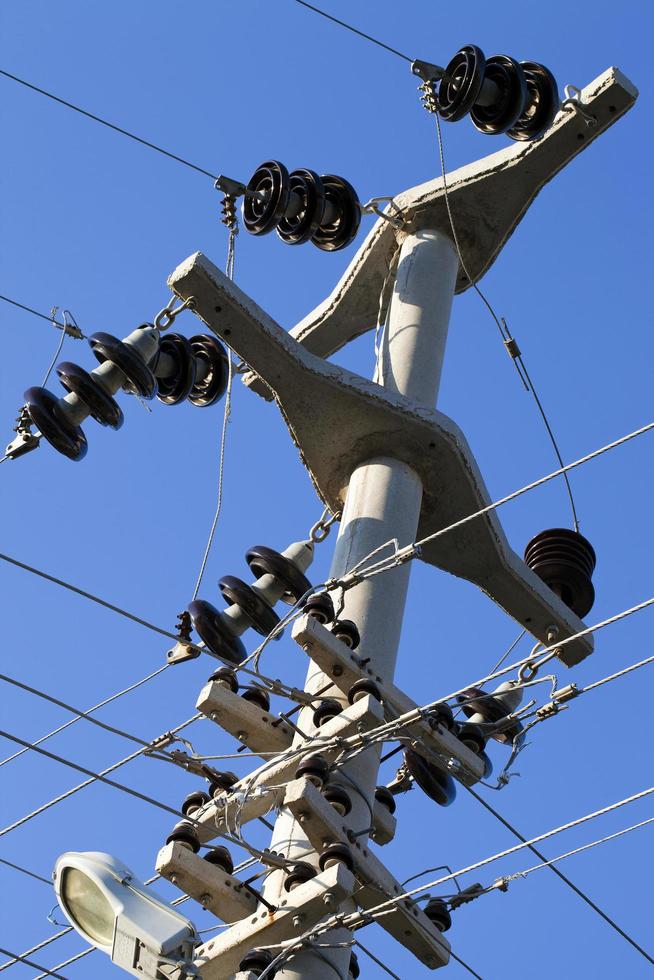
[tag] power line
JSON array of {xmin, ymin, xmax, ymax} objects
[
  {"xmin": 0, "ymin": 672, "xmax": 153, "ymax": 750},
  {"xmin": 465, "ymin": 786, "xmax": 654, "ymax": 966},
  {"xmin": 0, "ymin": 856, "xmax": 51, "ymax": 885},
  {"xmin": 0, "ymin": 550, "xmax": 181, "ymax": 642},
  {"xmin": 431, "ymin": 110, "xmax": 580, "ymax": 531},
  {"xmin": 0, "ymin": 931, "xmax": 73, "ymax": 975},
  {"xmin": 0, "ymin": 293, "xmax": 87, "ymax": 338},
  {"xmin": 34, "ymin": 947, "xmax": 92, "ymax": 980},
  {"xmin": 0, "ymin": 664, "xmax": 169, "ymax": 769},
  {"xmin": 292, "ymin": 1, "xmax": 413, "ymax": 62},
  {"xmin": 0, "ymin": 68, "xmax": 217, "ymax": 180},
  {"xmin": 348, "ymin": 419, "xmax": 654, "ymax": 582},
  {"xmin": 0, "ymin": 728, "xmax": 195, "ymax": 827},
  {"xmin": 506, "ymin": 815, "xmax": 654, "ymax": 883},
  {"xmin": 0, "ymin": 714, "xmax": 199, "ymax": 838},
  {"xmin": 0, "ymin": 947, "xmax": 68, "ymax": 979}
]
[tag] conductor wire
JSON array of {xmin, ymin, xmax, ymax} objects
[{"xmin": 432, "ymin": 110, "xmax": 580, "ymax": 531}]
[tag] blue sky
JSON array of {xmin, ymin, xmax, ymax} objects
[{"xmin": 1, "ymin": 1, "xmax": 653, "ymax": 978}]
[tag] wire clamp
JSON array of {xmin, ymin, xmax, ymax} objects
[
  {"xmin": 411, "ymin": 60, "xmax": 445, "ymax": 83},
  {"xmin": 418, "ymin": 79, "xmax": 439, "ymax": 115},
  {"xmin": 553, "ymin": 682, "xmax": 579, "ymax": 704},
  {"xmin": 154, "ymin": 295, "xmax": 196, "ymax": 332}
]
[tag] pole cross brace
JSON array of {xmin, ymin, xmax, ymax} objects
[
  {"xmin": 293, "ymin": 614, "xmax": 486, "ymax": 785},
  {"xmin": 193, "ymin": 863, "xmax": 355, "ymax": 980},
  {"xmin": 245, "ymin": 66, "xmax": 637, "ymax": 369},
  {"xmin": 168, "ymin": 255, "xmax": 593, "ymax": 665},
  {"xmin": 196, "ymin": 679, "xmax": 294, "ymax": 757},
  {"xmin": 284, "ymin": 776, "xmax": 451, "ymax": 970},
  {"xmin": 155, "ymin": 842, "xmax": 258, "ymax": 923},
  {"xmin": 188, "ymin": 695, "xmax": 386, "ymax": 845}
]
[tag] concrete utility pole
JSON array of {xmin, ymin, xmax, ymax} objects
[
  {"xmin": 260, "ymin": 230, "xmax": 459, "ymax": 978},
  {"xmin": 168, "ymin": 66, "xmax": 637, "ymax": 980}
]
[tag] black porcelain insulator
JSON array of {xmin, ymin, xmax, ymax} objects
[
  {"xmin": 331, "ymin": 619, "xmax": 360, "ymax": 650},
  {"xmin": 311, "ymin": 174, "xmax": 361, "ymax": 252},
  {"xmin": 203, "ymin": 845, "xmax": 234, "ymax": 875},
  {"xmin": 181, "ymin": 790, "xmax": 210, "ymax": 816},
  {"xmin": 438, "ymin": 44, "xmax": 487, "ymax": 121},
  {"xmin": 507, "ymin": 61, "xmax": 559, "ymax": 141},
  {"xmin": 240, "ymin": 685, "xmax": 271, "ymax": 712},
  {"xmin": 219, "ymin": 574, "xmax": 279, "ymax": 637},
  {"xmin": 24, "ymin": 386, "xmax": 88, "ymax": 461},
  {"xmin": 322, "ymin": 783, "xmax": 352, "ymax": 816},
  {"xmin": 318, "ymin": 842, "xmax": 354, "ymax": 872},
  {"xmin": 188, "ymin": 599, "xmax": 246, "ymax": 665},
  {"xmin": 89, "ymin": 330, "xmax": 157, "ymax": 399},
  {"xmin": 303, "ymin": 592, "xmax": 335, "ymax": 624},
  {"xmin": 296, "ymin": 753, "xmax": 330, "ymax": 787},
  {"xmin": 155, "ymin": 333, "xmax": 196, "ymax": 405},
  {"xmin": 283, "ymin": 861, "xmax": 317, "ymax": 892},
  {"xmin": 188, "ymin": 334, "xmax": 229, "ymax": 407},
  {"xmin": 347, "ymin": 678, "xmax": 381, "ymax": 704},
  {"xmin": 208, "ymin": 667, "xmax": 239, "ymax": 693},
  {"xmin": 277, "ymin": 169, "xmax": 326, "ymax": 245},
  {"xmin": 239, "ymin": 948, "xmax": 276, "ymax": 977},
  {"xmin": 424, "ymin": 897, "xmax": 452, "ymax": 932},
  {"xmin": 245, "ymin": 545, "xmax": 312, "ymax": 605},
  {"xmin": 243, "ymin": 160, "xmax": 291, "ymax": 236},
  {"xmin": 374, "ymin": 785, "xmax": 397, "ymax": 815},
  {"xmin": 56, "ymin": 361, "xmax": 124, "ymax": 429},
  {"xmin": 404, "ymin": 749, "xmax": 456, "ymax": 807},
  {"xmin": 313, "ymin": 698, "xmax": 343, "ymax": 728},
  {"xmin": 524, "ymin": 527, "xmax": 596, "ymax": 618},
  {"xmin": 166, "ymin": 820, "xmax": 200, "ymax": 853}
]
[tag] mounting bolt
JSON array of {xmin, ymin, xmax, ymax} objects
[
  {"xmin": 293, "ymin": 913, "xmax": 306, "ymax": 928},
  {"xmin": 323, "ymin": 891, "xmax": 337, "ymax": 908}
]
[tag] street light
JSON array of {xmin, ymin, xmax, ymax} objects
[{"xmin": 53, "ymin": 851, "xmax": 198, "ymax": 978}]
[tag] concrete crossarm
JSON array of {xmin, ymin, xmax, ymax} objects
[
  {"xmin": 168, "ymin": 252, "xmax": 594, "ymax": 665},
  {"xmin": 246, "ymin": 66, "xmax": 637, "ymax": 378}
]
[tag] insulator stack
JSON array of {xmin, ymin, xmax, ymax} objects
[
  {"xmin": 187, "ymin": 539, "xmax": 315, "ymax": 665},
  {"xmin": 524, "ymin": 528, "xmax": 596, "ymax": 617},
  {"xmin": 243, "ymin": 160, "xmax": 361, "ymax": 251},
  {"xmin": 437, "ymin": 44, "xmax": 559, "ymax": 141},
  {"xmin": 24, "ymin": 325, "xmax": 229, "ymax": 460}
]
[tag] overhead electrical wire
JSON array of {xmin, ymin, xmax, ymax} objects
[
  {"xmin": 0, "ymin": 672, "xmax": 153, "ymax": 749},
  {"xmin": 292, "ymin": 0, "xmax": 413, "ymax": 62},
  {"xmin": 465, "ymin": 786, "xmax": 654, "ymax": 964},
  {"xmin": 0, "ymin": 947, "xmax": 67, "ymax": 979},
  {"xmin": 0, "ymin": 856, "xmax": 51, "ymax": 885},
  {"xmin": 0, "ymin": 714, "xmax": 199, "ymax": 839},
  {"xmin": 0, "ymin": 68, "xmax": 218, "ymax": 180},
  {"xmin": 0, "ymin": 293, "xmax": 87, "ymax": 338},
  {"xmin": 0, "ymin": 663, "xmax": 169, "ymax": 769}
]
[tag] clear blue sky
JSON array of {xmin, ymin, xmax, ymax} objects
[{"xmin": 1, "ymin": 2, "xmax": 653, "ymax": 978}]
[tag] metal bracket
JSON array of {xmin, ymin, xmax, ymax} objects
[
  {"xmin": 214, "ymin": 175, "xmax": 247, "ymax": 198},
  {"xmin": 411, "ymin": 59, "xmax": 445, "ymax": 82}
]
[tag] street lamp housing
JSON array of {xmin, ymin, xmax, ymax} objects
[{"xmin": 53, "ymin": 851, "xmax": 198, "ymax": 978}]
